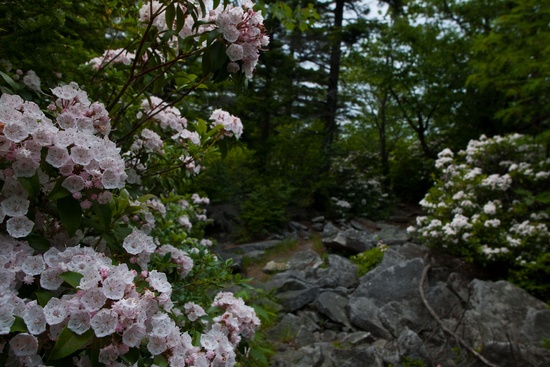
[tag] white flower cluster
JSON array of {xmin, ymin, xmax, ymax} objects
[
  {"xmin": 215, "ymin": 0, "xmax": 269, "ymax": 78},
  {"xmin": 209, "ymin": 109, "xmax": 243, "ymax": 139},
  {"xmin": 87, "ymin": 48, "xmax": 136, "ymax": 71},
  {"xmin": 138, "ymin": 0, "xmax": 268, "ymax": 79},
  {"xmin": 0, "ymin": 235, "xmax": 258, "ymax": 366},
  {"xmin": 0, "ymin": 84, "xmax": 126, "ymax": 235},
  {"xmin": 411, "ymin": 134, "xmax": 550, "ymax": 265}
]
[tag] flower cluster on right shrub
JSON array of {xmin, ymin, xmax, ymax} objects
[{"xmin": 408, "ymin": 134, "xmax": 550, "ymax": 298}]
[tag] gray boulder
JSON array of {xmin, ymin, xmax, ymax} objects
[
  {"xmin": 322, "ymin": 228, "xmax": 376, "ymax": 254},
  {"xmin": 314, "ymin": 291, "xmax": 352, "ymax": 329},
  {"xmin": 316, "ymin": 254, "xmax": 359, "ymax": 289}
]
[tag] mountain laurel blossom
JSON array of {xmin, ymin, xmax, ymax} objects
[{"xmin": 411, "ymin": 134, "xmax": 550, "ymax": 277}]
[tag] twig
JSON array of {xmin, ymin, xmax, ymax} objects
[{"xmin": 418, "ymin": 255, "xmax": 501, "ymax": 367}]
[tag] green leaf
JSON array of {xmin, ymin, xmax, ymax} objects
[
  {"xmin": 92, "ymin": 202, "xmax": 112, "ymax": 232},
  {"xmin": 209, "ymin": 40, "xmax": 227, "ymax": 72},
  {"xmin": 175, "ymin": 4, "xmax": 186, "ymax": 34},
  {"xmin": 153, "ymin": 355, "xmax": 169, "ymax": 367},
  {"xmin": 18, "ymin": 174, "xmax": 41, "ymax": 198},
  {"xmin": 0, "ymin": 71, "xmax": 18, "ymax": 92},
  {"xmin": 535, "ymin": 191, "xmax": 550, "ymax": 205},
  {"xmin": 26, "ymin": 233, "xmax": 51, "ymax": 252},
  {"xmin": 212, "ymin": 0, "xmax": 221, "ymax": 13},
  {"xmin": 48, "ymin": 327, "xmax": 94, "ymax": 361},
  {"xmin": 137, "ymin": 194, "xmax": 156, "ymax": 202},
  {"xmin": 207, "ymin": 28, "xmax": 223, "ymax": 45},
  {"xmin": 250, "ymin": 347, "xmax": 269, "ymax": 364},
  {"xmin": 60, "ymin": 271, "xmax": 83, "ymax": 289},
  {"xmin": 196, "ymin": 118, "xmax": 207, "ymax": 135},
  {"xmin": 165, "ymin": 3, "xmax": 176, "ymax": 31},
  {"xmin": 57, "ymin": 196, "xmax": 82, "ymax": 236},
  {"xmin": 10, "ymin": 316, "xmax": 27, "ymax": 333},
  {"xmin": 48, "ymin": 179, "xmax": 71, "ymax": 201},
  {"xmin": 35, "ymin": 290, "xmax": 53, "ymax": 307},
  {"xmin": 202, "ymin": 45, "xmax": 212, "ymax": 75}
]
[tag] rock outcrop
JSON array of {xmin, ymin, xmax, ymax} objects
[{"xmin": 224, "ymin": 216, "xmax": 550, "ymax": 367}]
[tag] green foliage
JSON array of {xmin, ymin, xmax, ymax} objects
[
  {"xmin": 468, "ymin": 0, "xmax": 550, "ymax": 131},
  {"xmin": 412, "ymin": 133, "xmax": 550, "ymax": 300},
  {"xmin": 326, "ymin": 151, "xmax": 394, "ymax": 220},
  {"xmin": 239, "ymin": 180, "xmax": 293, "ymax": 241},
  {"xmin": 389, "ymin": 141, "xmax": 435, "ymax": 204},
  {"xmin": 350, "ymin": 245, "xmax": 386, "ymax": 277}
]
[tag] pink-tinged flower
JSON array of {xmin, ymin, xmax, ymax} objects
[
  {"xmin": 62, "ymin": 175, "xmax": 86, "ymax": 193},
  {"xmin": 201, "ymin": 328, "xmax": 228, "ymax": 351},
  {"xmin": 101, "ymin": 168, "xmax": 123, "ymax": 189},
  {"xmin": 209, "ymin": 109, "xmax": 243, "ymax": 139},
  {"xmin": 90, "ymin": 309, "xmax": 118, "ymax": 337},
  {"xmin": 147, "ymin": 334, "xmax": 168, "ymax": 355},
  {"xmin": 147, "ymin": 270, "xmax": 171, "ymax": 293},
  {"xmin": 99, "ymin": 344, "xmax": 120, "ymax": 365},
  {"xmin": 23, "ymin": 302, "xmax": 47, "ymax": 335},
  {"xmin": 12, "ymin": 156, "xmax": 40, "ymax": 177},
  {"xmin": 68, "ymin": 310, "xmax": 91, "ymax": 335},
  {"xmin": 40, "ymin": 268, "xmax": 65, "ymax": 290},
  {"xmin": 184, "ymin": 302, "xmax": 206, "ymax": 321},
  {"xmin": 46, "ymin": 145, "xmax": 71, "ymax": 168},
  {"xmin": 80, "ymin": 287, "xmax": 107, "ymax": 312},
  {"xmin": 22, "ymin": 70, "xmax": 41, "ymax": 91},
  {"xmin": 9, "ymin": 333, "xmax": 38, "ymax": 356},
  {"xmin": 21, "ymin": 255, "xmax": 46, "ymax": 276},
  {"xmin": 0, "ymin": 305, "xmax": 15, "ymax": 334},
  {"xmin": 123, "ymin": 228, "xmax": 157, "ymax": 255},
  {"xmin": 70, "ymin": 145, "xmax": 94, "ymax": 166},
  {"xmin": 102, "ymin": 276, "xmax": 127, "ymax": 300},
  {"xmin": 3, "ymin": 119, "xmax": 30, "ymax": 143},
  {"xmin": 1, "ymin": 195, "xmax": 30, "ymax": 217},
  {"xmin": 226, "ymin": 44, "xmax": 244, "ymax": 61},
  {"xmin": 122, "ymin": 322, "xmax": 146, "ymax": 347},
  {"xmin": 43, "ymin": 297, "xmax": 68, "ymax": 325},
  {"xmin": 6, "ymin": 216, "xmax": 34, "ymax": 238}
]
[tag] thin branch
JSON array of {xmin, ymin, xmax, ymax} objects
[{"xmin": 418, "ymin": 255, "xmax": 502, "ymax": 367}]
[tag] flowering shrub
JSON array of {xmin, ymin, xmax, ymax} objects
[
  {"xmin": 0, "ymin": 0, "xmax": 269, "ymax": 365},
  {"xmin": 328, "ymin": 153, "xmax": 392, "ymax": 219},
  {"xmin": 409, "ymin": 134, "xmax": 550, "ymax": 298}
]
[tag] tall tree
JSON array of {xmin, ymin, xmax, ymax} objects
[{"xmin": 468, "ymin": 0, "xmax": 550, "ymax": 133}]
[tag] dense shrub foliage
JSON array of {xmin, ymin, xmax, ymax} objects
[
  {"xmin": 410, "ymin": 134, "xmax": 550, "ymax": 299},
  {"xmin": 0, "ymin": 0, "xmax": 271, "ymax": 366}
]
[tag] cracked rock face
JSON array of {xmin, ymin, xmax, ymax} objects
[
  {"xmin": 223, "ymin": 216, "xmax": 550, "ymax": 366},
  {"xmin": 252, "ymin": 222, "xmax": 550, "ymax": 366}
]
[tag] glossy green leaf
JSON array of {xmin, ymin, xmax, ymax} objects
[
  {"xmin": 165, "ymin": 3, "xmax": 176, "ymax": 30},
  {"xmin": 137, "ymin": 194, "xmax": 156, "ymax": 202},
  {"xmin": 196, "ymin": 118, "xmax": 207, "ymax": 135},
  {"xmin": 10, "ymin": 316, "xmax": 27, "ymax": 333},
  {"xmin": 18, "ymin": 174, "xmax": 40, "ymax": 198},
  {"xmin": 209, "ymin": 40, "xmax": 227, "ymax": 72},
  {"xmin": 57, "ymin": 196, "xmax": 82, "ymax": 236},
  {"xmin": 60, "ymin": 271, "xmax": 83, "ymax": 289},
  {"xmin": 212, "ymin": 0, "xmax": 220, "ymax": 12},
  {"xmin": 175, "ymin": 4, "xmax": 185, "ymax": 34},
  {"xmin": 47, "ymin": 179, "xmax": 71, "ymax": 201},
  {"xmin": 92, "ymin": 202, "xmax": 112, "ymax": 232},
  {"xmin": 0, "ymin": 71, "xmax": 18, "ymax": 92},
  {"xmin": 49, "ymin": 327, "xmax": 94, "ymax": 360},
  {"xmin": 26, "ymin": 233, "xmax": 51, "ymax": 252},
  {"xmin": 35, "ymin": 290, "xmax": 53, "ymax": 307},
  {"xmin": 202, "ymin": 45, "xmax": 212, "ymax": 75},
  {"xmin": 153, "ymin": 355, "xmax": 169, "ymax": 367}
]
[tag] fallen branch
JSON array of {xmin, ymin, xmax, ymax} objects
[{"xmin": 418, "ymin": 255, "xmax": 501, "ymax": 367}]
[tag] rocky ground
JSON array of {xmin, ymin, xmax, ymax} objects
[{"xmin": 215, "ymin": 207, "xmax": 550, "ymax": 367}]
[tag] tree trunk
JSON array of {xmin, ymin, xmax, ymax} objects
[{"xmin": 323, "ymin": 0, "xmax": 345, "ymax": 165}]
